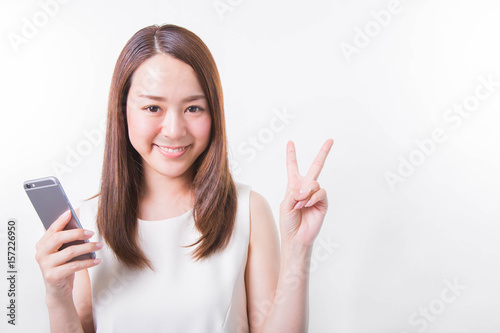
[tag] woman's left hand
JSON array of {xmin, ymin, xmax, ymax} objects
[{"xmin": 279, "ymin": 139, "xmax": 334, "ymax": 247}]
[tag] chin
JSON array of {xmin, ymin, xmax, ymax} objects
[{"xmin": 150, "ymin": 164, "xmax": 194, "ymax": 179}]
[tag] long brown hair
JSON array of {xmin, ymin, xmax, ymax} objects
[{"xmin": 97, "ymin": 24, "xmax": 237, "ymax": 270}]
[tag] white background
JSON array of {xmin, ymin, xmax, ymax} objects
[{"xmin": 1, "ymin": 0, "xmax": 500, "ymax": 332}]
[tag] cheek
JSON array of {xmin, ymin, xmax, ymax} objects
[
  {"xmin": 192, "ymin": 115, "xmax": 212, "ymax": 145},
  {"xmin": 127, "ymin": 111, "xmax": 155, "ymax": 147}
]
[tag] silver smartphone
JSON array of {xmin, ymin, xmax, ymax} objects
[{"xmin": 24, "ymin": 176, "xmax": 96, "ymax": 262}]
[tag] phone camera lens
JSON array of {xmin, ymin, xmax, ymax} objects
[{"xmin": 26, "ymin": 184, "xmax": 32, "ymax": 189}]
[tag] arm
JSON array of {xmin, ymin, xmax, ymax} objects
[
  {"xmin": 246, "ymin": 139, "xmax": 333, "ymax": 333},
  {"xmin": 246, "ymin": 191, "xmax": 312, "ymax": 333},
  {"xmin": 73, "ymin": 269, "xmax": 95, "ymax": 333},
  {"xmin": 45, "ymin": 292, "xmax": 84, "ymax": 333}
]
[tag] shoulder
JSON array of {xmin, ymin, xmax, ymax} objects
[
  {"xmin": 233, "ymin": 182, "xmax": 273, "ymax": 225},
  {"xmin": 232, "ymin": 181, "xmax": 275, "ymax": 232},
  {"xmin": 234, "ymin": 181, "xmax": 271, "ymax": 208},
  {"xmin": 249, "ymin": 191, "xmax": 272, "ymax": 219},
  {"xmin": 232, "ymin": 181, "xmax": 278, "ymax": 244},
  {"xmin": 247, "ymin": 189, "xmax": 279, "ymax": 247}
]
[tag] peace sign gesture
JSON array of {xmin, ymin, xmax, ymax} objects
[{"xmin": 279, "ymin": 139, "xmax": 334, "ymax": 247}]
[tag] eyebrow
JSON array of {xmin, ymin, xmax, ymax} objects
[{"xmin": 138, "ymin": 94, "xmax": 206, "ymax": 103}]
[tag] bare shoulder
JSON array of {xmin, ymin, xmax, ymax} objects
[
  {"xmin": 249, "ymin": 191, "xmax": 273, "ymax": 217},
  {"xmin": 247, "ymin": 190, "xmax": 280, "ymax": 269},
  {"xmin": 249, "ymin": 190, "xmax": 277, "ymax": 240},
  {"xmin": 247, "ymin": 189, "xmax": 281, "ymax": 260}
]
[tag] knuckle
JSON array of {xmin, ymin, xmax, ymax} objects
[
  {"xmin": 34, "ymin": 251, "xmax": 42, "ymax": 263},
  {"xmin": 44, "ymin": 271, "xmax": 57, "ymax": 283},
  {"xmin": 65, "ymin": 246, "xmax": 77, "ymax": 258},
  {"xmin": 313, "ymin": 159, "xmax": 324, "ymax": 166},
  {"xmin": 86, "ymin": 245, "xmax": 96, "ymax": 255},
  {"xmin": 51, "ymin": 232, "xmax": 61, "ymax": 244},
  {"xmin": 311, "ymin": 180, "xmax": 320, "ymax": 189},
  {"xmin": 69, "ymin": 261, "xmax": 79, "ymax": 271}
]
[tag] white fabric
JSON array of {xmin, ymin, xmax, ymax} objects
[{"xmin": 79, "ymin": 182, "xmax": 251, "ymax": 333}]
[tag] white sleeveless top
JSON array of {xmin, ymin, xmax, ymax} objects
[{"xmin": 79, "ymin": 182, "xmax": 251, "ymax": 333}]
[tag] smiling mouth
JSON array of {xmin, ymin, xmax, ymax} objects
[{"xmin": 155, "ymin": 145, "xmax": 189, "ymax": 153}]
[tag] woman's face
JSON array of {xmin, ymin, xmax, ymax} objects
[{"xmin": 126, "ymin": 54, "xmax": 212, "ymax": 182}]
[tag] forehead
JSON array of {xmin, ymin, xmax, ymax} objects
[{"xmin": 129, "ymin": 54, "xmax": 203, "ymax": 96}]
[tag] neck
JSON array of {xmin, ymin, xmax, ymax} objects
[{"xmin": 138, "ymin": 167, "xmax": 195, "ymax": 221}]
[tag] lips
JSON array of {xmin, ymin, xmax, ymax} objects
[
  {"xmin": 156, "ymin": 145, "xmax": 188, "ymax": 153},
  {"xmin": 154, "ymin": 144, "xmax": 190, "ymax": 158}
]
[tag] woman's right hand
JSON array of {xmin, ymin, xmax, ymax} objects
[{"xmin": 35, "ymin": 210, "xmax": 103, "ymax": 302}]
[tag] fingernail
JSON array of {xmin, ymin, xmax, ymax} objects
[
  {"xmin": 304, "ymin": 200, "xmax": 313, "ymax": 208},
  {"xmin": 84, "ymin": 230, "xmax": 95, "ymax": 236},
  {"xmin": 63, "ymin": 210, "xmax": 72, "ymax": 218},
  {"xmin": 294, "ymin": 201, "xmax": 304, "ymax": 210},
  {"xmin": 93, "ymin": 258, "xmax": 102, "ymax": 265},
  {"xmin": 299, "ymin": 188, "xmax": 311, "ymax": 194},
  {"xmin": 95, "ymin": 242, "xmax": 103, "ymax": 249}
]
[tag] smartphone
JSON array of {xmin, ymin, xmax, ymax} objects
[{"xmin": 24, "ymin": 176, "xmax": 96, "ymax": 262}]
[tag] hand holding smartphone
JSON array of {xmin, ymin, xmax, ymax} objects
[{"xmin": 24, "ymin": 176, "xmax": 96, "ymax": 262}]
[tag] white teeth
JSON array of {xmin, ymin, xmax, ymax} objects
[{"xmin": 158, "ymin": 145, "xmax": 187, "ymax": 153}]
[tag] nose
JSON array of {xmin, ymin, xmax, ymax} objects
[{"xmin": 160, "ymin": 109, "xmax": 187, "ymax": 139}]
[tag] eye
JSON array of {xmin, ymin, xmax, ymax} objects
[
  {"xmin": 144, "ymin": 105, "xmax": 161, "ymax": 113},
  {"xmin": 186, "ymin": 106, "xmax": 204, "ymax": 113}
]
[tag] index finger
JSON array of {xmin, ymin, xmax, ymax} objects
[{"xmin": 305, "ymin": 139, "xmax": 334, "ymax": 180}]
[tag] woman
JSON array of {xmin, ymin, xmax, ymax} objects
[{"xmin": 35, "ymin": 24, "xmax": 333, "ymax": 332}]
